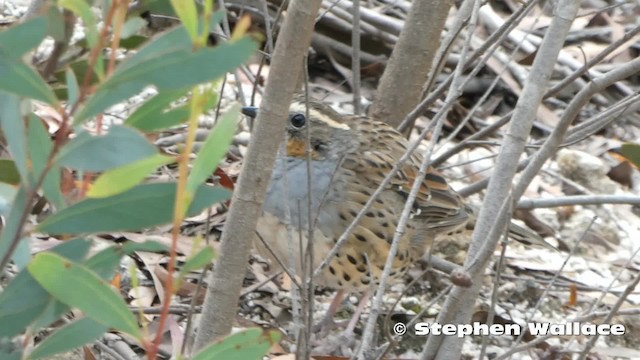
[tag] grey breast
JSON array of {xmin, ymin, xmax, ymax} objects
[{"xmin": 263, "ymin": 155, "xmax": 345, "ymax": 237}]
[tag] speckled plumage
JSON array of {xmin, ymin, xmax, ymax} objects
[{"xmin": 252, "ymin": 98, "xmax": 546, "ymax": 292}]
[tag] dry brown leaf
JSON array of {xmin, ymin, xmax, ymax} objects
[
  {"xmin": 33, "ymin": 101, "xmax": 63, "ymax": 133},
  {"xmin": 137, "ymin": 252, "xmax": 166, "ymax": 303},
  {"xmin": 566, "ymin": 282, "xmax": 578, "ymax": 307},
  {"xmin": 168, "ymin": 316, "xmax": 184, "ymax": 357},
  {"xmin": 82, "ymin": 346, "xmax": 97, "ymax": 360},
  {"xmin": 117, "ymin": 232, "xmax": 213, "ymax": 255},
  {"xmin": 129, "ymin": 286, "xmax": 157, "ymax": 322}
]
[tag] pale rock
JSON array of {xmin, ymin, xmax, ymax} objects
[{"xmin": 556, "ymin": 149, "xmax": 618, "ymax": 194}]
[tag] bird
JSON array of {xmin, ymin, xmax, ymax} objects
[{"xmin": 242, "ymin": 96, "xmax": 551, "ymax": 331}]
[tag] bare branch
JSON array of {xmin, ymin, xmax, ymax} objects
[
  {"xmin": 518, "ymin": 195, "xmax": 640, "ymax": 209},
  {"xmin": 193, "ymin": 0, "xmax": 324, "ymax": 348},
  {"xmin": 370, "ymin": 0, "xmax": 453, "ymax": 128},
  {"xmin": 421, "ymin": 1, "xmax": 581, "ymax": 358}
]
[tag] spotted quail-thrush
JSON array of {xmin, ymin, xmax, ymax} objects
[{"xmin": 243, "ymin": 97, "xmax": 549, "ymax": 294}]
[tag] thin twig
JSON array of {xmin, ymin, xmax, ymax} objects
[
  {"xmin": 358, "ymin": 1, "xmax": 479, "ymax": 353},
  {"xmin": 479, "ymin": 226, "xmax": 510, "ymax": 360},
  {"xmin": 575, "ymin": 245, "xmax": 640, "ymax": 360},
  {"xmin": 255, "ymin": 231, "xmax": 302, "ymax": 290},
  {"xmin": 129, "ymin": 305, "xmax": 201, "ymax": 315},
  {"xmin": 517, "ymin": 195, "xmax": 640, "ymax": 209},
  {"xmin": 422, "ymin": 2, "xmax": 581, "ymax": 357},
  {"xmin": 397, "ymin": 0, "xmax": 540, "ymax": 133},
  {"xmin": 545, "ymin": 23, "xmax": 640, "ymax": 99},
  {"xmin": 498, "ymin": 217, "xmax": 596, "ymax": 359},
  {"xmin": 351, "ymin": 0, "xmax": 362, "ymax": 114}
]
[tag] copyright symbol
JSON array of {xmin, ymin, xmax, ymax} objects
[{"xmin": 393, "ymin": 322, "xmax": 407, "ymax": 336}]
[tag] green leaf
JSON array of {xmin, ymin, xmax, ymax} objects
[
  {"xmin": 119, "ymin": 34, "xmax": 149, "ymax": 50},
  {"xmin": 38, "ymin": 183, "xmax": 231, "ymax": 234},
  {"xmin": 11, "ymin": 237, "xmax": 31, "ymax": 271},
  {"xmin": 192, "ymin": 328, "xmax": 281, "ymax": 360},
  {"xmin": 0, "ymin": 269, "xmax": 51, "ymax": 337},
  {"xmin": 114, "ymin": 37, "xmax": 256, "ymax": 90},
  {"xmin": 117, "ymin": 25, "xmax": 193, "ymax": 73},
  {"xmin": 171, "ymin": 0, "xmax": 198, "ymax": 40},
  {"xmin": 76, "ymin": 36, "xmax": 257, "ymax": 123},
  {"xmin": 29, "ymin": 300, "xmax": 71, "ymax": 332},
  {"xmin": 0, "ymin": 57, "xmax": 57, "ymax": 104},
  {"xmin": 53, "ymin": 58, "xmax": 109, "ymax": 87},
  {"xmin": 0, "ymin": 16, "xmax": 47, "ymax": 58},
  {"xmin": 0, "ymin": 239, "xmax": 91, "ymax": 338},
  {"xmin": 45, "ymin": 6, "xmax": 67, "ymax": 42},
  {"xmin": 123, "ymin": 240, "xmax": 170, "ymax": 253},
  {"xmin": 65, "ymin": 68, "xmax": 80, "ymax": 108},
  {"xmin": 59, "ymin": 0, "xmax": 98, "ymax": 48},
  {"xmin": 0, "ymin": 346, "xmax": 21, "ymax": 360},
  {"xmin": 47, "ymin": 238, "xmax": 94, "ymax": 262},
  {"xmin": 207, "ymin": 11, "xmax": 226, "ymax": 33},
  {"xmin": 128, "ymin": 0, "xmax": 178, "ymax": 17},
  {"xmin": 56, "ymin": 125, "xmax": 158, "ymax": 172},
  {"xmin": 85, "ymin": 240, "xmax": 169, "ymax": 280},
  {"xmin": 28, "ymin": 115, "xmax": 65, "ymax": 209},
  {"xmin": 0, "ymin": 94, "xmax": 29, "ymax": 183},
  {"xmin": 88, "ymin": 154, "xmax": 175, "ymax": 198},
  {"xmin": 179, "ymin": 246, "xmax": 215, "ymax": 280},
  {"xmin": 120, "ymin": 17, "xmax": 148, "ymax": 39},
  {"xmin": 0, "ymin": 183, "xmax": 17, "ymax": 216},
  {"xmin": 28, "ymin": 252, "xmax": 141, "ymax": 339},
  {"xmin": 620, "ymin": 143, "xmax": 640, "ymax": 168},
  {"xmin": 30, "ymin": 317, "xmax": 108, "ymax": 359},
  {"xmin": 59, "ymin": 0, "xmax": 104, "ymax": 82},
  {"xmin": 0, "ymin": 186, "xmax": 28, "ymax": 272},
  {"xmin": 125, "ymin": 88, "xmax": 190, "ymax": 131},
  {"xmin": 0, "ymin": 159, "xmax": 20, "ymax": 185},
  {"xmin": 186, "ymin": 103, "xmax": 239, "ymax": 194}
]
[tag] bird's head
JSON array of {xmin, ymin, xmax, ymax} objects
[{"xmin": 242, "ymin": 96, "xmax": 358, "ymax": 161}]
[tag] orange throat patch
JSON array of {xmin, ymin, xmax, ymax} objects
[{"xmin": 286, "ymin": 138, "xmax": 319, "ymax": 159}]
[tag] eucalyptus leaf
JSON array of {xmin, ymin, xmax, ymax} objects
[
  {"xmin": 171, "ymin": 0, "xmax": 198, "ymax": 40},
  {"xmin": 85, "ymin": 240, "xmax": 169, "ymax": 280},
  {"xmin": 178, "ymin": 246, "xmax": 215, "ymax": 279},
  {"xmin": 0, "ymin": 16, "xmax": 47, "ymax": 58},
  {"xmin": 0, "ymin": 186, "xmax": 28, "ymax": 273},
  {"xmin": 56, "ymin": 125, "xmax": 157, "ymax": 172},
  {"xmin": 620, "ymin": 143, "xmax": 640, "ymax": 168},
  {"xmin": 0, "ymin": 239, "xmax": 91, "ymax": 338},
  {"xmin": 28, "ymin": 252, "xmax": 142, "ymax": 339},
  {"xmin": 124, "ymin": 88, "xmax": 190, "ymax": 131},
  {"xmin": 192, "ymin": 328, "xmax": 281, "ymax": 360},
  {"xmin": 0, "ymin": 183, "xmax": 17, "ymax": 216},
  {"xmin": 88, "ymin": 154, "xmax": 175, "ymax": 198},
  {"xmin": 0, "ymin": 57, "xmax": 57, "ymax": 104},
  {"xmin": 38, "ymin": 183, "xmax": 231, "ymax": 234},
  {"xmin": 0, "ymin": 95, "xmax": 28, "ymax": 183},
  {"xmin": 0, "ymin": 160, "xmax": 20, "ymax": 185},
  {"xmin": 186, "ymin": 103, "xmax": 238, "ymax": 193},
  {"xmin": 76, "ymin": 36, "xmax": 256, "ymax": 123},
  {"xmin": 27, "ymin": 115, "xmax": 65, "ymax": 209},
  {"xmin": 29, "ymin": 317, "xmax": 108, "ymax": 360}
]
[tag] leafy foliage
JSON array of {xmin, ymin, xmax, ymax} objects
[{"xmin": 0, "ymin": 1, "xmax": 273, "ymax": 359}]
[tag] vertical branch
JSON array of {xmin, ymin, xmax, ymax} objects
[
  {"xmin": 420, "ymin": 1, "xmax": 581, "ymax": 358},
  {"xmin": 351, "ymin": 0, "xmax": 362, "ymax": 114},
  {"xmin": 193, "ymin": 0, "xmax": 324, "ymax": 349},
  {"xmin": 370, "ymin": 0, "xmax": 453, "ymax": 128},
  {"xmin": 299, "ymin": 69, "xmax": 314, "ymax": 359}
]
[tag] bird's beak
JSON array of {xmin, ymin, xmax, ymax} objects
[{"xmin": 241, "ymin": 106, "xmax": 258, "ymax": 118}]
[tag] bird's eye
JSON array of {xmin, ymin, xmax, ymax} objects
[{"xmin": 290, "ymin": 113, "xmax": 306, "ymax": 128}]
